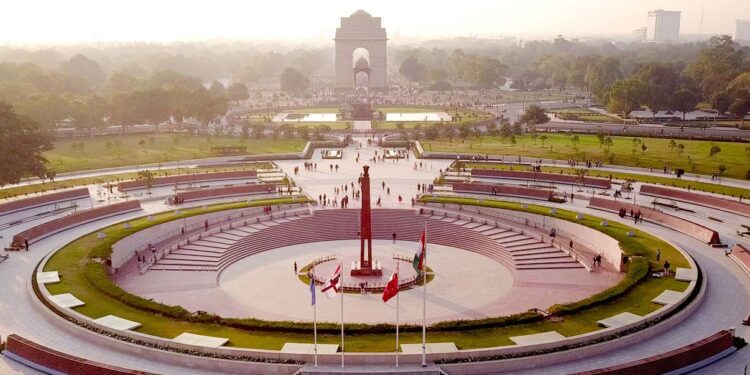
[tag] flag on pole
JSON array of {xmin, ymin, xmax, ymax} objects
[
  {"xmin": 310, "ymin": 271, "xmax": 316, "ymax": 306},
  {"xmin": 382, "ymin": 268, "xmax": 399, "ymax": 303},
  {"xmin": 322, "ymin": 263, "xmax": 342, "ymax": 298},
  {"xmin": 412, "ymin": 230, "xmax": 426, "ymax": 273}
]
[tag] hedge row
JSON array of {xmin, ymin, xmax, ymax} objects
[{"xmin": 73, "ymin": 195, "xmax": 675, "ymax": 336}]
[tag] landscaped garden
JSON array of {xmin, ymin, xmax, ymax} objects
[
  {"xmin": 45, "ymin": 134, "xmax": 306, "ymax": 174},
  {"xmin": 39, "ymin": 195, "xmax": 692, "ymax": 352},
  {"xmin": 421, "ymin": 133, "xmax": 750, "ymax": 180}
]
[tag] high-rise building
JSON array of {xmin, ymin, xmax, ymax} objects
[
  {"xmin": 646, "ymin": 10, "xmax": 681, "ymax": 42},
  {"xmin": 735, "ymin": 20, "xmax": 750, "ymax": 41},
  {"xmin": 633, "ymin": 27, "xmax": 647, "ymax": 41}
]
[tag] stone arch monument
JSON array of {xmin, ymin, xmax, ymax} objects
[{"xmin": 335, "ymin": 10, "xmax": 387, "ymax": 91}]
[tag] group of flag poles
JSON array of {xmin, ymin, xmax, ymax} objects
[{"xmin": 310, "ymin": 225, "xmax": 428, "ymax": 368}]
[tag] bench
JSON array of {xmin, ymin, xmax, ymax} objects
[
  {"xmin": 9, "ymin": 200, "xmax": 142, "ymax": 249},
  {"xmin": 172, "ymin": 184, "xmax": 277, "ymax": 204},
  {"xmin": 452, "ymin": 182, "xmax": 553, "ymax": 201},
  {"xmin": 573, "ymin": 330, "xmax": 735, "ymax": 374},
  {"xmin": 471, "ymin": 169, "xmax": 612, "ymax": 189},
  {"xmin": 640, "ymin": 184, "xmax": 750, "ymax": 218},
  {"xmin": 588, "ymin": 197, "xmax": 720, "ymax": 244},
  {"xmin": 0, "ymin": 188, "xmax": 90, "ymax": 216},
  {"xmin": 3, "ymin": 334, "xmax": 157, "ymax": 375},
  {"xmin": 117, "ymin": 170, "xmax": 257, "ymax": 192}
]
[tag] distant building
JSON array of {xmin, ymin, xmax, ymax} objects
[
  {"xmin": 646, "ymin": 10, "xmax": 681, "ymax": 42},
  {"xmin": 633, "ymin": 27, "xmax": 647, "ymax": 41},
  {"xmin": 735, "ymin": 20, "xmax": 750, "ymax": 41}
]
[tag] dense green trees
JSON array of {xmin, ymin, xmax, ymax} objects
[
  {"xmin": 279, "ymin": 67, "xmax": 309, "ymax": 94},
  {"xmin": 0, "ymin": 102, "xmax": 53, "ymax": 186},
  {"xmin": 399, "ymin": 57, "xmax": 426, "ymax": 83},
  {"xmin": 395, "ymin": 49, "xmax": 506, "ymax": 88}
]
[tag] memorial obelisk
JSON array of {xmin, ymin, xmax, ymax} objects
[{"xmin": 352, "ymin": 165, "xmax": 381, "ymax": 276}]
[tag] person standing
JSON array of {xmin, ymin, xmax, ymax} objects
[
  {"xmin": 392, "ymin": 232, "xmax": 397, "ymax": 244},
  {"xmin": 656, "ymin": 249, "xmax": 661, "ymax": 261},
  {"xmin": 294, "ymin": 261, "xmax": 298, "ymax": 274},
  {"xmin": 663, "ymin": 260, "xmax": 670, "ymax": 276}
]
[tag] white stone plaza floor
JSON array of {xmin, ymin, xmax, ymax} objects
[{"xmin": 118, "ymin": 238, "xmax": 619, "ymax": 324}]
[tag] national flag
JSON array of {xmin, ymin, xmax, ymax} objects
[
  {"xmin": 322, "ymin": 263, "xmax": 342, "ymax": 298},
  {"xmin": 310, "ymin": 272, "xmax": 316, "ymax": 306},
  {"xmin": 412, "ymin": 230, "xmax": 426, "ymax": 273},
  {"xmin": 382, "ymin": 268, "xmax": 399, "ymax": 303}
]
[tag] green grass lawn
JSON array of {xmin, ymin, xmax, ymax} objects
[
  {"xmin": 45, "ymin": 134, "xmax": 306, "ymax": 174},
  {"xmin": 0, "ymin": 163, "xmax": 273, "ymax": 200},
  {"xmin": 421, "ymin": 133, "xmax": 750, "ymax": 180},
  {"xmin": 459, "ymin": 162, "xmax": 750, "ymax": 198},
  {"xmin": 40, "ymin": 195, "xmax": 691, "ymax": 351},
  {"xmin": 549, "ymin": 107, "xmax": 623, "ymax": 124}
]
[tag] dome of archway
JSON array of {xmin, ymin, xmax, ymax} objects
[{"xmin": 351, "ymin": 10, "xmax": 372, "ymax": 17}]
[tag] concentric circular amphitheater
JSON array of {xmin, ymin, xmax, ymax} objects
[
  {"xmin": 2, "ymin": 140, "xmax": 749, "ymax": 375},
  {"xmin": 118, "ymin": 208, "xmax": 620, "ymax": 324}
]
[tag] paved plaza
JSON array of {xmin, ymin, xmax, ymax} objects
[{"xmin": 1, "ymin": 138, "xmax": 750, "ymax": 374}]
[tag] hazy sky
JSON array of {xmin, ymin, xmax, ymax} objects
[{"xmin": 3, "ymin": 0, "xmax": 749, "ymax": 44}]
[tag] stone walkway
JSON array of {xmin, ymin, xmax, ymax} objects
[{"xmin": 1, "ymin": 137, "xmax": 749, "ymax": 374}]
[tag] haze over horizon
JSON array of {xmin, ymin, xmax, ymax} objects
[{"xmin": 3, "ymin": 0, "xmax": 750, "ymax": 45}]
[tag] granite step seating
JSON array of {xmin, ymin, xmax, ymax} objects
[
  {"xmin": 442, "ymin": 213, "xmax": 583, "ymax": 271},
  {"xmin": 151, "ymin": 209, "xmax": 585, "ymax": 272},
  {"xmin": 149, "ymin": 209, "xmax": 310, "ymax": 271},
  {"xmin": 152, "ymin": 209, "xmax": 522, "ymax": 272}
]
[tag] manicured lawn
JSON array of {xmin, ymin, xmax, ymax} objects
[
  {"xmin": 421, "ymin": 134, "xmax": 750, "ymax": 180},
  {"xmin": 0, "ymin": 163, "xmax": 273, "ymax": 200},
  {"xmin": 40, "ymin": 194, "xmax": 691, "ymax": 351},
  {"xmin": 459, "ymin": 162, "xmax": 750, "ymax": 198},
  {"xmin": 45, "ymin": 134, "xmax": 306, "ymax": 174},
  {"xmin": 549, "ymin": 107, "xmax": 623, "ymax": 124}
]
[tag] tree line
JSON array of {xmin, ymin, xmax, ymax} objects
[{"xmin": 0, "ymin": 55, "xmax": 251, "ymax": 131}]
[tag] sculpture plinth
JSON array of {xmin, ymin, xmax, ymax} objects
[{"xmin": 351, "ymin": 165, "xmax": 382, "ymax": 276}]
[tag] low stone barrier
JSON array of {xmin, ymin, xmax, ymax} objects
[
  {"xmin": 571, "ymin": 329, "xmax": 735, "ymax": 374},
  {"xmin": 173, "ymin": 184, "xmax": 277, "ymax": 203},
  {"xmin": 117, "ymin": 170, "xmax": 257, "ymax": 192},
  {"xmin": 4, "ymin": 334, "xmax": 158, "ymax": 375},
  {"xmin": 10, "ymin": 200, "xmax": 142, "ymax": 249},
  {"xmin": 640, "ymin": 184, "xmax": 750, "ymax": 218},
  {"xmin": 588, "ymin": 197, "xmax": 720, "ymax": 245},
  {"xmin": 0, "ymin": 188, "xmax": 90, "ymax": 216},
  {"xmin": 472, "ymin": 169, "xmax": 612, "ymax": 189},
  {"xmin": 452, "ymin": 182, "xmax": 553, "ymax": 201}
]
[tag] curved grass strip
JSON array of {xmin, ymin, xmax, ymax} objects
[{"xmin": 41, "ymin": 196, "xmax": 690, "ymax": 351}]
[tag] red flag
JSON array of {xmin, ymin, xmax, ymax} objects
[
  {"xmin": 322, "ymin": 263, "xmax": 342, "ymax": 298},
  {"xmin": 382, "ymin": 268, "xmax": 399, "ymax": 302}
]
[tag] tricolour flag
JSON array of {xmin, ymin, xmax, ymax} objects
[
  {"xmin": 412, "ymin": 230, "xmax": 426, "ymax": 273},
  {"xmin": 322, "ymin": 263, "xmax": 342, "ymax": 298},
  {"xmin": 310, "ymin": 272, "xmax": 316, "ymax": 306},
  {"xmin": 382, "ymin": 268, "xmax": 399, "ymax": 303}
]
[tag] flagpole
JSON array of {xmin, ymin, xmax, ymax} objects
[
  {"xmin": 313, "ymin": 263, "xmax": 318, "ymax": 367},
  {"xmin": 396, "ymin": 262, "xmax": 400, "ymax": 368},
  {"xmin": 422, "ymin": 223, "xmax": 427, "ymax": 367}
]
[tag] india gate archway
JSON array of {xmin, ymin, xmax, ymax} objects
[{"xmin": 335, "ymin": 10, "xmax": 387, "ymax": 91}]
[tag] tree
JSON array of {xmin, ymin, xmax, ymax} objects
[
  {"xmin": 137, "ymin": 170, "xmax": 155, "ymax": 195},
  {"xmin": 518, "ymin": 104, "xmax": 550, "ymax": 131},
  {"xmin": 671, "ymin": 89, "xmax": 699, "ymax": 120},
  {"xmin": 280, "ymin": 67, "xmax": 310, "ymax": 95},
  {"xmin": 709, "ymin": 145, "xmax": 722, "ymax": 158},
  {"xmin": 208, "ymin": 81, "xmax": 226, "ymax": 97},
  {"xmin": 0, "ymin": 102, "xmax": 53, "ymax": 186},
  {"xmin": 500, "ymin": 118, "xmax": 512, "ymax": 138},
  {"xmin": 458, "ymin": 123, "xmax": 471, "ymax": 139},
  {"xmin": 59, "ymin": 54, "xmax": 106, "ymax": 88},
  {"xmin": 227, "ymin": 82, "xmax": 249, "ymax": 104},
  {"xmin": 686, "ymin": 35, "xmax": 745, "ymax": 101},
  {"xmin": 605, "ymin": 78, "xmax": 645, "ymax": 118},
  {"xmin": 727, "ymin": 72, "xmax": 750, "ymax": 124},
  {"xmin": 399, "ymin": 57, "xmax": 426, "ymax": 83},
  {"xmin": 637, "ymin": 63, "xmax": 680, "ymax": 117}
]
